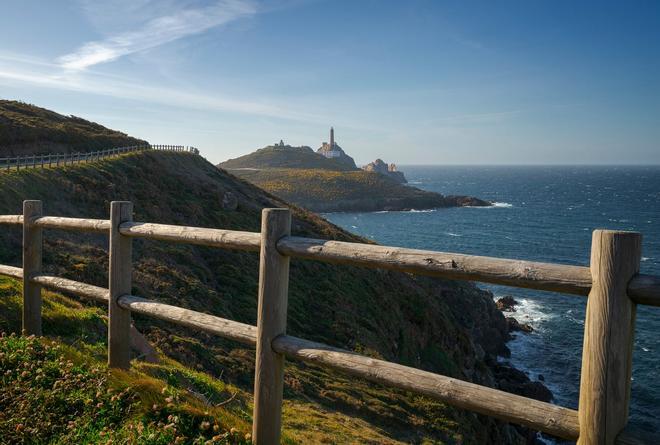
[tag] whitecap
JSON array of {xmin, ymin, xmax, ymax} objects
[
  {"xmin": 445, "ymin": 232, "xmax": 462, "ymax": 237},
  {"xmin": 641, "ymin": 257, "xmax": 651, "ymax": 262},
  {"xmin": 466, "ymin": 202, "xmax": 513, "ymax": 209}
]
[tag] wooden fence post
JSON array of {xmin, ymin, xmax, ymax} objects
[
  {"xmin": 252, "ymin": 208, "xmax": 291, "ymax": 444},
  {"xmin": 22, "ymin": 200, "xmax": 43, "ymax": 335},
  {"xmin": 108, "ymin": 201, "xmax": 133, "ymax": 369},
  {"xmin": 577, "ymin": 230, "xmax": 641, "ymax": 445}
]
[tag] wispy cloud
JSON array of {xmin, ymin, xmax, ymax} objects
[
  {"xmin": 58, "ymin": 0, "xmax": 256, "ymax": 70},
  {"xmin": 0, "ymin": 54, "xmax": 328, "ymax": 122}
]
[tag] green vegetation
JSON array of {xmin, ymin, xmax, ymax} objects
[
  {"xmin": 0, "ymin": 150, "xmax": 517, "ymax": 443},
  {"xmin": 0, "ymin": 277, "xmax": 253, "ymax": 445},
  {"xmin": 219, "ymin": 145, "xmax": 489, "ymax": 212},
  {"xmin": 227, "ymin": 167, "xmax": 488, "ymax": 212},
  {"xmin": 0, "ymin": 100, "xmax": 147, "ymax": 156},
  {"xmin": 219, "ymin": 145, "xmax": 357, "ymax": 172}
]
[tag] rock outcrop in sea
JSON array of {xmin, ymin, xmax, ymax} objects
[{"xmin": 362, "ymin": 158, "xmax": 407, "ymax": 183}]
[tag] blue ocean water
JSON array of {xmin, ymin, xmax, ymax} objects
[{"xmin": 324, "ymin": 166, "xmax": 660, "ymax": 436}]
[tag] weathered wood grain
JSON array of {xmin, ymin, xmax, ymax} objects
[
  {"xmin": 0, "ymin": 264, "xmax": 23, "ymax": 279},
  {"xmin": 117, "ymin": 295, "xmax": 257, "ymax": 346},
  {"xmin": 628, "ymin": 274, "xmax": 660, "ymax": 307},
  {"xmin": 0, "ymin": 215, "xmax": 23, "ymax": 225},
  {"xmin": 578, "ymin": 230, "xmax": 642, "ymax": 445},
  {"xmin": 108, "ymin": 201, "xmax": 133, "ymax": 369},
  {"xmin": 119, "ymin": 222, "xmax": 261, "ymax": 252},
  {"xmin": 272, "ymin": 334, "xmax": 580, "ymax": 440},
  {"xmin": 277, "ymin": 236, "xmax": 593, "ymax": 296},
  {"xmin": 22, "ymin": 201, "xmax": 42, "ymax": 336},
  {"xmin": 32, "ymin": 275, "xmax": 109, "ymax": 303},
  {"xmin": 253, "ymin": 209, "xmax": 291, "ymax": 445},
  {"xmin": 34, "ymin": 216, "xmax": 110, "ymax": 233}
]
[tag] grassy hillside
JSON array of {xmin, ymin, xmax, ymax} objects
[
  {"xmin": 0, "ymin": 100, "xmax": 147, "ymax": 156},
  {"xmin": 0, "ymin": 151, "xmax": 525, "ymax": 443},
  {"xmin": 227, "ymin": 167, "xmax": 490, "ymax": 212},
  {"xmin": 0, "ymin": 276, "xmax": 255, "ymax": 444},
  {"xmin": 219, "ymin": 145, "xmax": 357, "ymax": 171}
]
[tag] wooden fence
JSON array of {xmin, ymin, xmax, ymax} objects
[
  {"xmin": 0, "ymin": 201, "xmax": 659, "ymax": 444},
  {"xmin": 0, "ymin": 144, "xmax": 200, "ymax": 171}
]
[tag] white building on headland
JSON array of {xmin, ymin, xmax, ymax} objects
[{"xmin": 319, "ymin": 127, "xmax": 342, "ymax": 158}]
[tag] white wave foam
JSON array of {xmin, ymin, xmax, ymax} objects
[
  {"xmin": 513, "ymin": 298, "xmax": 556, "ymax": 327},
  {"xmin": 641, "ymin": 257, "xmax": 651, "ymax": 262},
  {"xmin": 373, "ymin": 209, "xmax": 437, "ymax": 214},
  {"xmin": 467, "ymin": 201, "xmax": 513, "ymax": 209},
  {"xmin": 445, "ymin": 232, "xmax": 462, "ymax": 237}
]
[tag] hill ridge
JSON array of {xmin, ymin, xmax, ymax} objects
[{"xmin": 0, "ymin": 99, "xmax": 148, "ymax": 155}]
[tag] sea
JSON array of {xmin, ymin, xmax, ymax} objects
[{"xmin": 323, "ymin": 165, "xmax": 660, "ymax": 438}]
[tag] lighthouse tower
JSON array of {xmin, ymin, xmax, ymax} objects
[{"xmin": 319, "ymin": 127, "xmax": 342, "ymax": 159}]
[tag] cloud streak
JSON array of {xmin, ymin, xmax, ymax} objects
[{"xmin": 58, "ymin": 0, "xmax": 256, "ymax": 70}]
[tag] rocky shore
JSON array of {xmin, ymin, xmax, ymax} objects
[{"xmin": 444, "ymin": 286, "xmax": 554, "ymax": 444}]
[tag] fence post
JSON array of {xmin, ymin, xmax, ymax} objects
[
  {"xmin": 252, "ymin": 208, "xmax": 291, "ymax": 444},
  {"xmin": 22, "ymin": 200, "xmax": 43, "ymax": 336},
  {"xmin": 108, "ymin": 201, "xmax": 133, "ymax": 369},
  {"xmin": 577, "ymin": 230, "xmax": 641, "ymax": 445}
]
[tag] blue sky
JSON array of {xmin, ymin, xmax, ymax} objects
[{"xmin": 1, "ymin": 0, "xmax": 658, "ymax": 165}]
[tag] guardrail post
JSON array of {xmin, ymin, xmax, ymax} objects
[
  {"xmin": 577, "ymin": 230, "xmax": 641, "ymax": 445},
  {"xmin": 22, "ymin": 200, "xmax": 43, "ymax": 335},
  {"xmin": 108, "ymin": 201, "xmax": 133, "ymax": 369},
  {"xmin": 252, "ymin": 208, "xmax": 291, "ymax": 444}
]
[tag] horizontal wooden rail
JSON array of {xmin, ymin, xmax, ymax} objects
[
  {"xmin": 1, "ymin": 217, "xmax": 660, "ymax": 305},
  {"xmin": 32, "ymin": 275, "xmax": 109, "ymax": 303},
  {"xmin": 272, "ymin": 334, "xmax": 579, "ymax": 439},
  {"xmin": 628, "ymin": 274, "xmax": 660, "ymax": 307},
  {"xmin": 0, "ymin": 263, "xmax": 653, "ymax": 443},
  {"xmin": 0, "ymin": 215, "xmax": 23, "ymax": 225},
  {"xmin": 117, "ymin": 295, "xmax": 257, "ymax": 346},
  {"xmin": 277, "ymin": 236, "xmax": 594, "ymax": 296},
  {"xmin": 0, "ymin": 264, "xmax": 23, "ymax": 279},
  {"xmin": 34, "ymin": 217, "xmax": 111, "ymax": 233},
  {"xmin": 119, "ymin": 222, "xmax": 261, "ymax": 251}
]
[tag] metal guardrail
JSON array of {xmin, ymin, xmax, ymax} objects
[{"xmin": 0, "ymin": 144, "xmax": 200, "ymax": 171}]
